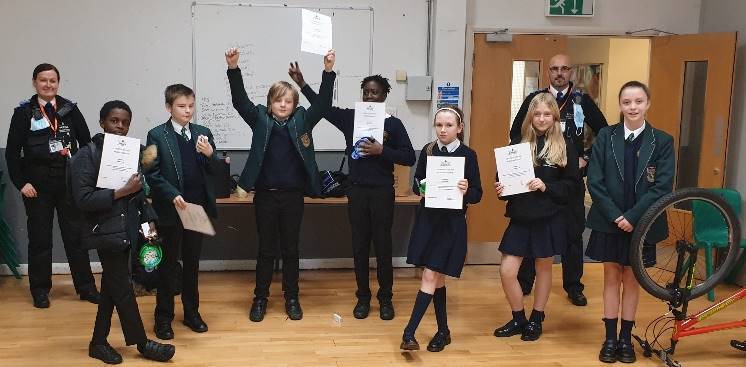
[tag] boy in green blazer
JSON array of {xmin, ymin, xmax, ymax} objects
[
  {"xmin": 145, "ymin": 84, "xmax": 220, "ymax": 340},
  {"xmin": 225, "ymin": 47, "xmax": 336, "ymax": 322}
]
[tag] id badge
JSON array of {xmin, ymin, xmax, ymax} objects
[
  {"xmin": 560, "ymin": 119, "xmax": 566, "ymax": 132},
  {"xmin": 48, "ymin": 138, "xmax": 63, "ymax": 153}
]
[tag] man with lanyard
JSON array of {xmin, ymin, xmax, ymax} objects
[{"xmin": 509, "ymin": 54, "xmax": 608, "ymax": 307}]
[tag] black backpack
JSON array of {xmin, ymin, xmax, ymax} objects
[{"xmin": 319, "ymin": 156, "xmax": 350, "ymax": 198}]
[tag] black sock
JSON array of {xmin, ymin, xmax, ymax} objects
[
  {"xmin": 529, "ymin": 309, "xmax": 545, "ymax": 323},
  {"xmin": 603, "ymin": 318, "xmax": 618, "ymax": 341},
  {"xmin": 404, "ymin": 290, "xmax": 433, "ymax": 337},
  {"xmin": 137, "ymin": 341, "xmax": 147, "ymax": 352},
  {"xmin": 512, "ymin": 309, "xmax": 527, "ymax": 325},
  {"xmin": 619, "ymin": 319, "xmax": 635, "ymax": 341},
  {"xmin": 433, "ymin": 287, "xmax": 448, "ymax": 332}
]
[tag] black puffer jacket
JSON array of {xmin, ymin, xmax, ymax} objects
[{"xmin": 70, "ymin": 133, "xmax": 156, "ymax": 249}]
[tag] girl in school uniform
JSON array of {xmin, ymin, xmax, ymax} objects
[
  {"xmin": 400, "ymin": 106, "xmax": 482, "ymax": 352},
  {"xmin": 494, "ymin": 92, "xmax": 580, "ymax": 342},
  {"xmin": 585, "ymin": 81, "xmax": 674, "ymax": 363}
]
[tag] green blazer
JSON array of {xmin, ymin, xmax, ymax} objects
[
  {"xmin": 144, "ymin": 121, "xmax": 220, "ymax": 226},
  {"xmin": 227, "ymin": 68, "xmax": 336, "ymax": 196},
  {"xmin": 586, "ymin": 122, "xmax": 675, "ymax": 243}
]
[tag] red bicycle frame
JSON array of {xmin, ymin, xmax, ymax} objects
[{"xmin": 673, "ymin": 287, "xmax": 746, "ymax": 341}]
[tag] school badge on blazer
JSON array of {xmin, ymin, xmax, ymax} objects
[
  {"xmin": 300, "ymin": 133, "xmax": 311, "ymax": 148},
  {"xmin": 646, "ymin": 166, "xmax": 656, "ymax": 182},
  {"xmin": 383, "ymin": 130, "xmax": 390, "ymax": 143}
]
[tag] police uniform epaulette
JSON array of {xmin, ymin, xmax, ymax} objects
[{"xmin": 17, "ymin": 99, "xmax": 30, "ymax": 108}]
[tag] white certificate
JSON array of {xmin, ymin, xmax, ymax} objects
[
  {"xmin": 96, "ymin": 133, "xmax": 140, "ymax": 190},
  {"xmin": 301, "ymin": 9, "xmax": 332, "ymax": 56},
  {"xmin": 425, "ymin": 156, "xmax": 465, "ymax": 210},
  {"xmin": 494, "ymin": 142, "xmax": 535, "ymax": 197},
  {"xmin": 353, "ymin": 102, "xmax": 386, "ymax": 144},
  {"xmin": 177, "ymin": 203, "xmax": 216, "ymax": 236}
]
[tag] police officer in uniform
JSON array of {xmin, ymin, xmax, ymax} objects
[
  {"xmin": 509, "ymin": 54, "xmax": 608, "ymax": 306},
  {"xmin": 5, "ymin": 63, "xmax": 100, "ymax": 308}
]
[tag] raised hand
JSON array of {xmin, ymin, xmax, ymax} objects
[
  {"xmin": 288, "ymin": 61, "xmax": 306, "ymax": 87},
  {"xmin": 324, "ymin": 49, "xmax": 335, "ymax": 72},
  {"xmin": 225, "ymin": 47, "xmax": 240, "ymax": 69}
]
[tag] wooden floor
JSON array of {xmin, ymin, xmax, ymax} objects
[{"xmin": 0, "ymin": 264, "xmax": 743, "ymax": 366}]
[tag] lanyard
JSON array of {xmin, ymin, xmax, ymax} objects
[
  {"xmin": 557, "ymin": 87, "xmax": 573, "ymax": 112},
  {"xmin": 39, "ymin": 101, "xmax": 58, "ymax": 136}
]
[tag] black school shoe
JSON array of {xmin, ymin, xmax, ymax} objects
[
  {"xmin": 249, "ymin": 298, "xmax": 268, "ymax": 322},
  {"xmin": 379, "ymin": 300, "xmax": 395, "ymax": 320},
  {"xmin": 616, "ymin": 339, "xmax": 636, "ymax": 363},
  {"xmin": 493, "ymin": 319, "xmax": 526, "ymax": 337},
  {"xmin": 426, "ymin": 330, "xmax": 451, "ymax": 352},
  {"xmin": 598, "ymin": 339, "xmax": 618, "ymax": 363},
  {"xmin": 732, "ymin": 339, "xmax": 746, "ymax": 352},
  {"xmin": 32, "ymin": 293, "xmax": 50, "ymax": 308},
  {"xmin": 567, "ymin": 291, "xmax": 588, "ymax": 307},
  {"xmin": 137, "ymin": 339, "xmax": 175, "ymax": 362},
  {"xmin": 89, "ymin": 342, "xmax": 123, "ymax": 365},
  {"xmin": 520, "ymin": 321, "xmax": 542, "ymax": 341},
  {"xmin": 183, "ymin": 312, "xmax": 208, "ymax": 333},
  {"xmin": 353, "ymin": 301, "xmax": 370, "ymax": 319},
  {"xmin": 154, "ymin": 322, "xmax": 174, "ymax": 340},
  {"xmin": 285, "ymin": 298, "xmax": 303, "ymax": 320},
  {"xmin": 400, "ymin": 334, "xmax": 420, "ymax": 351},
  {"xmin": 79, "ymin": 289, "xmax": 102, "ymax": 304}
]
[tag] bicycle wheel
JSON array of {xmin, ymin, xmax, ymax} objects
[{"xmin": 630, "ymin": 188, "xmax": 741, "ymax": 302}]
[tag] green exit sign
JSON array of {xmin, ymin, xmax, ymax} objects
[{"xmin": 546, "ymin": 0, "xmax": 595, "ymax": 17}]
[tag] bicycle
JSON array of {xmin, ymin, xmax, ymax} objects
[{"xmin": 629, "ymin": 187, "xmax": 745, "ymax": 367}]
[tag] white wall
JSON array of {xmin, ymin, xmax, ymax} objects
[
  {"xmin": 0, "ymin": 0, "xmax": 431, "ymax": 147},
  {"xmin": 699, "ymin": 0, "xmax": 746, "ymax": 235},
  {"xmin": 468, "ymin": 0, "xmax": 702, "ymax": 34}
]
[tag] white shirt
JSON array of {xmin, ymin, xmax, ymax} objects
[
  {"xmin": 549, "ymin": 85, "xmax": 570, "ymax": 99},
  {"xmin": 623, "ymin": 121, "xmax": 646, "ymax": 141},
  {"xmin": 436, "ymin": 139, "xmax": 461, "ymax": 153},
  {"xmin": 171, "ymin": 119, "xmax": 192, "ymax": 140}
]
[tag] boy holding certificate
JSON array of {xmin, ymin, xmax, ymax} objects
[
  {"xmin": 145, "ymin": 84, "xmax": 220, "ymax": 340},
  {"xmin": 493, "ymin": 93, "xmax": 580, "ymax": 342},
  {"xmin": 288, "ymin": 66, "xmax": 415, "ymax": 320},
  {"xmin": 400, "ymin": 106, "xmax": 482, "ymax": 352}
]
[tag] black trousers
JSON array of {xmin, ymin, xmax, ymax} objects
[
  {"xmin": 518, "ymin": 183, "xmax": 585, "ymax": 295},
  {"xmin": 92, "ymin": 247, "xmax": 147, "ymax": 346},
  {"xmin": 348, "ymin": 185, "xmax": 394, "ymax": 302},
  {"xmin": 22, "ymin": 179, "xmax": 95, "ymax": 296},
  {"xmin": 155, "ymin": 223, "xmax": 203, "ymax": 323},
  {"xmin": 253, "ymin": 190, "xmax": 304, "ymax": 300}
]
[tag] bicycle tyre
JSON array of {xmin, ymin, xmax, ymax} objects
[{"xmin": 630, "ymin": 187, "xmax": 741, "ymax": 302}]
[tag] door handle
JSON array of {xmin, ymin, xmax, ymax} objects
[{"xmin": 713, "ymin": 168, "xmax": 721, "ymax": 175}]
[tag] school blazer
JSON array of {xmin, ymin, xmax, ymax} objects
[
  {"xmin": 144, "ymin": 121, "xmax": 220, "ymax": 226},
  {"xmin": 586, "ymin": 123, "xmax": 674, "ymax": 243},
  {"xmin": 227, "ymin": 68, "xmax": 336, "ymax": 197}
]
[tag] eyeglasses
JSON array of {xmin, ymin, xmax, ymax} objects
[{"xmin": 549, "ymin": 66, "xmax": 571, "ymax": 73}]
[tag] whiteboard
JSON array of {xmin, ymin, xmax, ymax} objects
[{"xmin": 192, "ymin": 3, "xmax": 373, "ymax": 150}]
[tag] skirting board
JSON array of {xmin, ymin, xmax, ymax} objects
[{"xmin": 0, "ymin": 243, "xmax": 506, "ymax": 276}]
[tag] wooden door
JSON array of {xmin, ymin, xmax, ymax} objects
[
  {"xmin": 468, "ymin": 34, "xmax": 567, "ymax": 243},
  {"xmin": 648, "ymin": 32, "xmax": 737, "ymax": 189}
]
